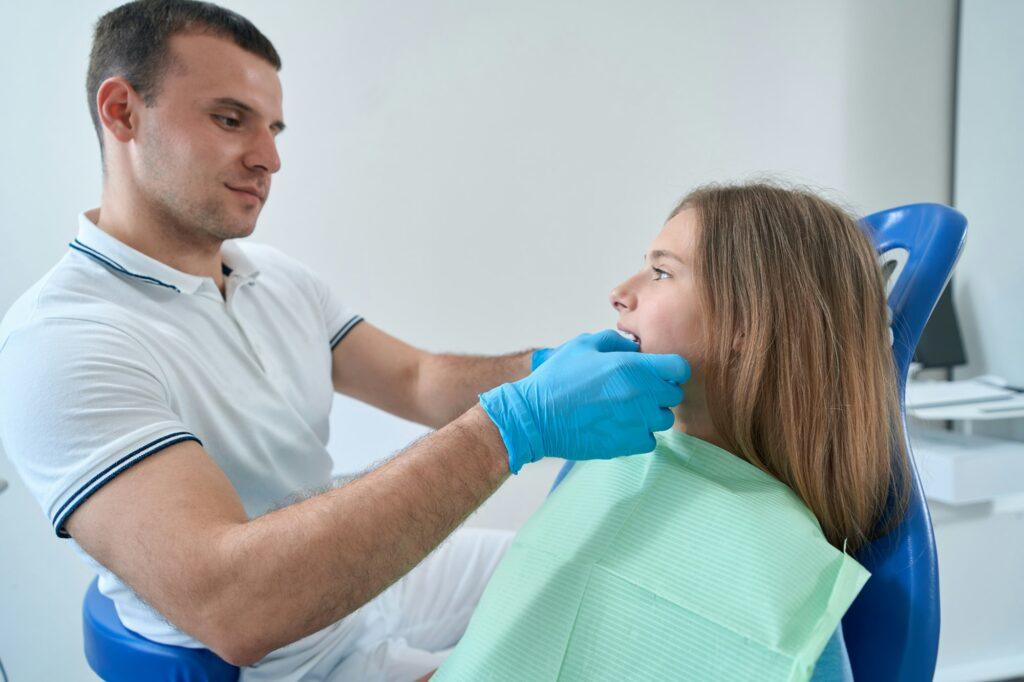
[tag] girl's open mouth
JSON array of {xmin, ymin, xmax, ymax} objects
[{"xmin": 617, "ymin": 329, "xmax": 641, "ymax": 349}]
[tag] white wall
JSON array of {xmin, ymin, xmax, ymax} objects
[
  {"xmin": 929, "ymin": 2, "xmax": 1024, "ymax": 678},
  {"xmin": 953, "ymin": 0, "xmax": 1024, "ymax": 440},
  {"xmin": 0, "ymin": 2, "xmax": 955, "ymax": 679}
]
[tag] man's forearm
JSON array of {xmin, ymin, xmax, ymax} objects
[
  {"xmin": 208, "ymin": 405, "xmax": 509, "ymax": 665},
  {"xmin": 415, "ymin": 350, "xmax": 533, "ymax": 428}
]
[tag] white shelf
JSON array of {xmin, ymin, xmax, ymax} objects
[
  {"xmin": 906, "ymin": 377, "xmax": 1016, "ymax": 410},
  {"xmin": 906, "ymin": 376, "xmax": 1024, "ymax": 421},
  {"xmin": 909, "ymin": 395, "xmax": 1024, "ymax": 421}
]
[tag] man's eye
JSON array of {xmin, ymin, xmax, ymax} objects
[
  {"xmin": 652, "ymin": 267, "xmax": 670, "ymax": 280},
  {"xmin": 214, "ymin": 115, "xmax": 241, "ymax": 128}
]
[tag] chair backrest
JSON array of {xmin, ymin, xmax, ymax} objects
[
  {"xmin": 842, "ymin": 203, "xmax": 966, "ymax": 681},
  {"xmin": 549, "ymin": 202, "xmax": 967, "ymax": 681},
  {"xmin": 83, "ymin": 576, "xmax": 239, "ymax": 681}
]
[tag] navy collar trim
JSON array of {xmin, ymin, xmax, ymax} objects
[{"xmin": 69, "ymin": 239, "xmax": 181, "ymax": 293}]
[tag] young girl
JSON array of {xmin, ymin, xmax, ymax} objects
[{"xmin": 433, "ymin": 182, "xmax": 909, "ymax": 681}]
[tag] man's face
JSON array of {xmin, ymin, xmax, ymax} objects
[
  {"xmin": 131, "ymin": 32, "xmax": 284, "ymax": 243},
  {"xmin": 609, "ymin": 208, "xmax": 707, "ymax": 365}
]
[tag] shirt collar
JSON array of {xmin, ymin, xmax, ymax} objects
[
  {"xmin": 71, "ymin": 210, "xmax": 260, "ymax": 295},
  {"xmin": 220, "ymin": 237, "xmax": 260, "ymax": 283}
]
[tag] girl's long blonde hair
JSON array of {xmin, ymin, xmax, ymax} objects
[{"xmin": 674, "ymin": 182, "xmax": 909, "ymax": 552}]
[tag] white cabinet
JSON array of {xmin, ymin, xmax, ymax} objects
[{"xmin": 909, "ymin": 398, "xmax": 1024, "ymax": 681}]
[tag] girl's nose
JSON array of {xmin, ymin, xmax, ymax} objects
[{"xmin": 609, "ymin": 281, "xmax": 637, "ymax": 312}]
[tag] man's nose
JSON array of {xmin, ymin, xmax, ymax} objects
[{"xmin": 244, "ymin": 127, "xmax": 281, "ymax": 175}]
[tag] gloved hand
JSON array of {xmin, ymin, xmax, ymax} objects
[
  {"xmin": 530, "ymin": 347, "xmax": 551, "ymax": 371},
  {"xmin": 533, "ymin": 329, "xmax": 628, "ymax": 369},
  {"xmin": 530, "ymin": 331, "xmax": 593, "ymax": 369},
  {"xmin": 530, "ymin": 344, "xmax": 561, "ymax": 370},
  {"xmin": 480, "ymin": 330, "xmax": 689, "ymax": 474}
]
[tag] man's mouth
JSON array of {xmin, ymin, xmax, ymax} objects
[{"xmin": 226, "ymin": 184, "xmax": 266, "ymax": 202}]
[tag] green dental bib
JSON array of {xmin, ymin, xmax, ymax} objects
[{"xmin": 435, "ymin": 430, "xmax": 869, "ymax": 681}]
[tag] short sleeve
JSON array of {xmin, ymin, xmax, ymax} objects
[
  {"xmin": 237, "ymin": 242, "xmax": 364, "ymax": 351},
  {"xmin": 0, "ymin": 317, "xmax": 200, "ymax": 538},
  {"xmin": 304, "ymin": 266, "xmax": 363, "ymax": 350}
]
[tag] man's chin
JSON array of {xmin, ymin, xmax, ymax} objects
[
  {"xmin": 213, "ymin": 213, "xmax": 259, "ymax": 240},
  {"xmin": 232, "ymin": 221, "xmax": 258, "ymax": 239}
]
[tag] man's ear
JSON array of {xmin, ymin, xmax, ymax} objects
[{"xmin": 96, "ymin": 77, "xmax": 140, "ymax": 145}]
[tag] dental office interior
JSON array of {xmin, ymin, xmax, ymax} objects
[{"xmin": 1, "ymin": 1, "xmax": 1022, "ymax": 680}]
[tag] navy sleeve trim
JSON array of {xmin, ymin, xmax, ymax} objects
[
  {"xmin": 52, "ymin": 432, "xmax": 202, "ymax": 539},
  {"xmin": 330, "ymin": 316, "xmax": 365, "ymax": 350}
]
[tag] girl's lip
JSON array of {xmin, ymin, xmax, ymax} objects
[{"xmin": 616, "ymin": 326, "xmax": 641, "ymax": 345}]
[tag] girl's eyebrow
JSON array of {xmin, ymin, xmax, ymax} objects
[{"xmin": 646, "ymin": 249, "xmax": 684, "ymax": 264}]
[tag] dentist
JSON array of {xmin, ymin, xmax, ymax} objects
[{"xmin": 0, "ymin": 1, "xmax": 688, "ymax": 679}]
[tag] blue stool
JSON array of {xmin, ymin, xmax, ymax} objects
[
  {"xmin": 551, "ymin": 203, "xmax": 967, "ymax": 681},
  {"xmin": 83, "ymin": 577, "xmax": 238, "ymax": 681}
]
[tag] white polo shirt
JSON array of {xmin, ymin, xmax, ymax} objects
[{"xmin": 0, "ymin": 210, "xmax": 364, "ymax": 647}]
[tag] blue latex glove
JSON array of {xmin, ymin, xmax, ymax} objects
[
  {"xmin": 530, "ymin": 347, "xmax": 553, "ymax": 371},
  {"xmin": 480, "ymin": 330, "xmax": 689, "ymax": 474},
  {"xmin": 530, "ymin": 333, "xmax": 578, "ymax": 369},
  {"xmin": 530, "ymin": 345, "xmax": 559, "ymax": 370}
]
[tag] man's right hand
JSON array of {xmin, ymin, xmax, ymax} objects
[{"xmin": 479, "ymin": 330, "xmax": 690, "ymax": 473}]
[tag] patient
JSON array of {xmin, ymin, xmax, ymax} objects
[{"xmin": 433, "ymin": 182, "xmax": 909, "ymax": 681}]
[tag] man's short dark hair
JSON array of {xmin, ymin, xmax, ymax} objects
[{"xmin": 86, "ymin": 0, "xmax": 281, "ymax": 160}]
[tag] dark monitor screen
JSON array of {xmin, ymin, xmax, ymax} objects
[{"xmin": 912, "ymin": 284, "xmax": 967, "ymax": 369}]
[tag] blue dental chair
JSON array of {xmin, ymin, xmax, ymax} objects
[
  {"xmin": 841, "ymin": 203, "xmax": 966, "ymax": 681},
  {"xmin": 551, "ymin": 202, "xmax": 966, "ymax": 681},
  {"xmin": 82, "ymin": 204, "xmax": 965, "ymax": 681}
]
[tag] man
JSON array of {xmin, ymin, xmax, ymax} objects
[{"xmin": 0, "ymin": 1, "xmax": 687, "ymax": 678}]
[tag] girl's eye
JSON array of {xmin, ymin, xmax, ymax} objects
[
  {"xmin": 652, "ymin": 267, "xmax": 670, "ymax": 280},
  {"xmin": 214, "ymin": 115, "xmax": 241, "ymax": 128}
]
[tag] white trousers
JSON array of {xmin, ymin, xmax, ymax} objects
[{"xmin": 242, "ymin": 527, "xmax": 514, "ymax": 682}]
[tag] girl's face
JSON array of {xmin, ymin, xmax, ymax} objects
[{"xmin": 609, "ymin": 208, "xmax": 707, "ymax": 365}]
